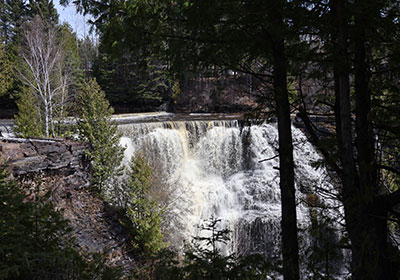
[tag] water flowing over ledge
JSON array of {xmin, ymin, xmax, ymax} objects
[
  {"xmin": 112, "ymin": 112, "xmax": 246, "ymax": 124},
  {"xmin": 117, "ymin": 117, "xmax": 348, "ymax": 277}
]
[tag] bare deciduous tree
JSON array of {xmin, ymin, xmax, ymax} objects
[{"xmin": 18, "ymin": 15, "xmax": 71, "ymax": 137}]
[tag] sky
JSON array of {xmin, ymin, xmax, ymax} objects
[{"xmin": 54, "ymin": 0, "xmax": 92, "ymax": 38}]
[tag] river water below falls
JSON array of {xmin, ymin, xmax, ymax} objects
[{"xmin": 118, "ymin": 116, "xmax": 345, "ymax": 274}]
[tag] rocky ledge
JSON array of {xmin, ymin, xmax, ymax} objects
[{"xmin": 0, "ymin": 137, "xmax": 90, "ymax": 188}]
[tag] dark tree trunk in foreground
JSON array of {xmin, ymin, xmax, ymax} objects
[
  {"xmin": 271, "ymin": 6, "xmax": 300, "ymax": 280},
  {"xmin": 332, "ymin": 0, "xmax": 396, "ymax": 278},
  {"xmin": 349, "ymin": 0, "xmax": 392, "ymax": 278}
]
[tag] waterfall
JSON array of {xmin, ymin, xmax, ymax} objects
[{"xmin": 118, "ymin": 119, "xmax": 345, "ymax": 272}]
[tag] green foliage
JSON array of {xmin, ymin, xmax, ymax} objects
[
  {"xmin": 0, "ymin": 169, "xmax": 72, "ymax": 279},
  {"xmin": 180, "ymin": 218, "xmax": 273, "ymax": 280},
  {"xmin": 132, "ymin": 217, "xmax": 274, "ymax": 280},
  {"xmin": 58, "ymin": 22, "xmax": 85, "ymax": 95},
  {"xmin": 28, "ymin": 0, "xmax": 59, "ymax": 26},
  {"xmin": 0, "ymin": 42, "xmax": 13, "ymax": 97},
  {"xmin": 14, "ymin": 87, "xmax": 44, "ymax": 138},
  {"xmin": 78, "ymin": 35, "xmax": 98, "ymax": 75},
  {"xmin": 0, "ymin": 0, "xmax": 27, "ymax": 100},
  {"xmin": 92, "ymin": 46, "xmax": 167, "ymax": 108},
  {"xmin": 171, "ymin": 80, "xmax": 181, "ymax": 104},
  {"xmin": 0, "ymin": 0, "xmax": 27, "ymax": 43},
  {"xmin": 123, "ymin": 154, "xmax": 167, "ymax": 256},
  {"xmin": 75, "ymin": 78, "xmax": 124, "ymax": 193},
  {"xmin": 302, "ymin": 206, "xmax": 345, "ymax": 280},
  {"xmin": 0, "ymin": 164, "xmax": 122, "ymax": 280},
  {"xmin": 16, "ymin": 15, "xmax": 78, "ymax": 138}
]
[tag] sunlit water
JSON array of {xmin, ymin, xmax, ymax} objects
[{"xmin": 118, "ymin": 119, "xmax": 347, "ymax": 277}]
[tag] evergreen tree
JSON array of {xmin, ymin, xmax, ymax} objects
[
  {"xmin": 122, "ymin": 154, "xmax": 167, "ymax": 256},
  {"xmin": 0, "ymin": 0, "xmax": 27, "ymax": 99},
  {"xmin": 296, "ymin": 1, "xmax": 400, "ymax": 278},
  {"xmin": 133, "ymin": 217, "xmax": 273, "ymax": 280},
  {"xmin": 91, "ymin": 42, "xmax": 167, "ymax": 111},
  {"xmin": 56, "ymin": 22, "xmax": 85, "ymax": 124},
  {"xmin": 0, "ymin": 165, "xmax": 76, "ymax": 279},
  {"xmin": 14, "ymin": 87, "xmax": 43, "ymax": 137},
  {"xmin": 63, "ymin": 1, "xmax": 304, "ymax": 278},
  {"xmin": 75, "ymin": 78, "xmax": 124, "ymax": 193},
  {"xmin": 0, "ymin": 0, "xmax": 27, "ymax": 43},
  {"xmin": 78, "ymin": 35, "xmax": 98, "ymax": 76},
  {"xmin": 63, "ymin": 0, "xmax": 400, "ymax": 278},
  {"xmin": 28, "ymin": 0, "xmax": 58, "ymax": 26},
  {"xmin": 0, "ymin": 40, "xmax": 13, "ymax": 97}
]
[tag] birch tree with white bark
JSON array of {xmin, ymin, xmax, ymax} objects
[{"xmin": 18, "ymin": 15, "xmax": 71, "ymax": 137}]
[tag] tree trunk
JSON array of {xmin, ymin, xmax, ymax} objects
[
  {"xmin": 44, "ymin": 100, "xmax": 49, "ymax": 137},
  {"xmin": 332, "ymin": 0, "xmax": 394, "ymax": 279},
  {"xmin": 49, "ymin": 98, "xmax": 55, "ymax": 137},
  {"xmin": 350, "ymin": 1, "xmax": 391, "ymax": 278},
  {"xmin": 271, "ymin": 7, "xmax": 300, "ymax": 280},
  {"xmin": 331, "ymin": 0, "xmax": 360, "ymax": 277}
]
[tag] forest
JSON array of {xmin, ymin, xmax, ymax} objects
[{"xmin": 1, "ymin": 0, "xmax": 400, "ymax": 279}]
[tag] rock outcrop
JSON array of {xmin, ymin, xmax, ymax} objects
[{"xmin": 0, "ymin": 138, "xmax": 90, "ymax": 188}]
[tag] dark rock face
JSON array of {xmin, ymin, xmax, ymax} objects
[{"xmin": 0, "ymin": 138, "xmax": 90, "ymax": 188}]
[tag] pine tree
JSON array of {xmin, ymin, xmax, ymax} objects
[
  {"xmin": 0, "ymin": 0, "xmax": 27, "ymax": 99},
  {"xmin": 0, "ymin": 0, "xmax": 27, "ymax": 42},
  {"xmin": 14, "ymin": 87, "xmax": 44, "ymax": 137},
  {"xmin": 28, "ymin": 0, "xmax": 58, "ymax": 26},
  {"xmin": 123, "ymin": 154, "xmax": 166, "ymax": 256},
  {"xmin": 0, "ymin": 164, "xmax": 74, "ymax": 279},
  {"xmin": 133, "ymin": 217, "xmax": 273, "ymax": 280},
  {"xmin": 75, "ymin": 78, "xmax": 124, "ymax": 193},
  {"xmin": 0, "ymin": 40, "xmax": 13, "ymax": 97}
]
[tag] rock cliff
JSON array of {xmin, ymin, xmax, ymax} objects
[{"xmin": 0, "ymin": 138, "xmax": 90, "ymax": 188}]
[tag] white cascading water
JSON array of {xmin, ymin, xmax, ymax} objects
[{"xmin": 118, "ymin": 119, "xmax": 344, "ymax": 267}]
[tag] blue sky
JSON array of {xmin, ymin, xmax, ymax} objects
[{"xmin": 54, "ymin": 0, "xmax": 92, "ymax": 38}]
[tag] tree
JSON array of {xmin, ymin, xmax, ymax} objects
[
  {"xmin": 122, "ymin": 154, "xmax": 167, "ymax": 256},
  {"xmin": 17, "ymin": 15, "xmax": 72, "ymax": 137},
  {"xmin": 334, "ymin": 0, "xmax": 400, "ymax": 278},
  {"xmin": 75, "ymin": 78, "xmax": 124, "ymax": 194},
  {"xmin": 0, "ymin": 0, "xmax": 27, "ymax": 43},
  {"xmin": 78, "ymin": 34, "xmax": 98, "ymax": 76},
  {"xmin": 28, "ymin": 0, "xmax": 58, "ymax": 26},
  {"xmin": 0, "ymin": 164, "xmax": 76, "ymax": 279},
  {"xmin": 14, "ymin": 87, "xmax": 44, "ymax": 137},
  {"xmin": 65, "ymin": 0, "xmax": 400, "ymax": 278},
  {"xmin": 0, "ymin": 40, "xmax": 13, "ymax": 97},
  {"xmin": 0, "ymin": 0, "xmax": 28, "ymax": 100},
  {"xmin": 92, "ymin": 47, "xmax": 167, "ymax": 110},
  {"xmin": 57, "ymin": 22, "xmax": 85, "ymax": 120},
  {"xmin": 296, "ymin": 0, "xmax": 400, "ymax": 278}
]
